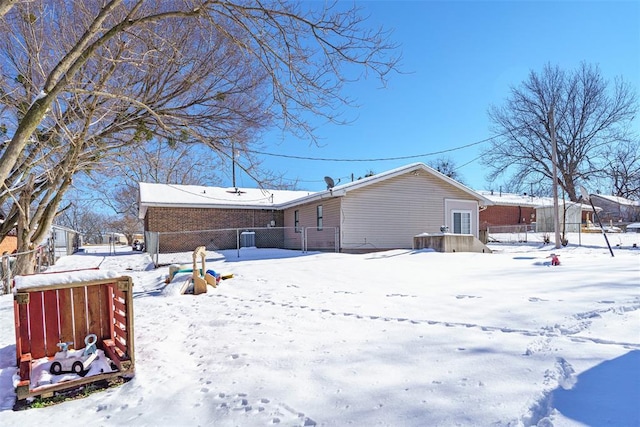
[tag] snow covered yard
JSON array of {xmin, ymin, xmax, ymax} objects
[{"xmin": 0, "ymin": 234, "xmax": 638, "ymax": 426}]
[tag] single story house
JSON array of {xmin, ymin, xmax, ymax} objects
[
  {"xmin": 588, "ymin": 194, "xmax": 640, "ymax": 223},
  {"xmin": 477, "ymin": 191, "xmax": 541, "ymax": 230},
  {"xmin": 478, "ymin": 190, "xmax": 599, "ymax": 234},
  {"xmin": 138, "ymin": 163, "xmax": 493, "ymax": 253}
]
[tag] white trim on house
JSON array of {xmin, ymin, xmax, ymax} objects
[{"xmin": 444, "ymin": 199, "xmax": 479, "ymax": 236}]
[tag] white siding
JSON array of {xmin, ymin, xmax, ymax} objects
[
  {"xmin": 283, "ymin": 197, "xmax": 341, "ymax": 249},
  {"xmin": 341, "ymin": 171, "xmax": 476, "ymax": 251}
]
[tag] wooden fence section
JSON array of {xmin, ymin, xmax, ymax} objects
[{"xmin": 13, "ymin": 275, "xmax": 135, "ymax": 400}]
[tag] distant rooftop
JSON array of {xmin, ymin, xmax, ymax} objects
[
  {"xmin": 590, "ymin": 194, "xmax": 640, "ymax": 206},
  {"xmin": 476, "ymin": 190, "xmax": 553, "ymax": 207},
  {"xmin": 138, "ymin": 182, "xmax": 312, "ymax": 219}
]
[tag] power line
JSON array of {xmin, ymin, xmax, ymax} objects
[{"xmin": 238, "ymin": 133, "xmax": 504, "ymax": 162}]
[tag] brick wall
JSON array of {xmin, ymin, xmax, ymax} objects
[
  {"xmin": 145, "ymin": 207, "xmax": 285, "ymax": 252},
  {"xmin": 480, "ymin": 205, "xmax": 536, "ymax": 230},
  {"xmin": 0, "ymin": 236, "xmax": 17, "ymax": 254},
  {"xmin": 145, "ymin": 207, "xmax": 283, "ymax": 232}
]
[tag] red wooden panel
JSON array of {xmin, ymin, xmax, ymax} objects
[
  {"xmin": 19, "ymin": 354, "xmax": 32, "ymax": 381},
  {"xmin": 27, "ymin": 292, "xmax": 45, "ymax": 359},
  {"xmin": 43, "ymin": 290, "xmax": 60, "ymax": 357},
  {"xmin": 13, "ymin": 301, "xmax": 23, "ymax": 365},
  {"xmin": 104, "ymin": 284, "xmax": 115, "ymax": 339},
  {"xmin": 86, "ymin": 285, "xmax": 103, "ymax": 338},
  {"xmin": 115, "ymin": 335, "xmax": 127, "ymax": 356},
  {"xmin": 114, "ymin": 311, "xmax": 127, "ymax": 330},
  {"xmin": 57, "ymin": 288, "xmax": 74, "ymax": 345},
  {"xmin": 18, "ymin": 302, "xmax": 31, "ymax": 358},
  {"xmin": 113, "ymin": 294, "xmax": 125, "ymax": 312},
  {"xmin": 72, "ymin": 286, "xmax": 88, "ymax": 349},
  {"xmin": 98, "ymin": 284, "xmax": 112, "ymax": 340}
]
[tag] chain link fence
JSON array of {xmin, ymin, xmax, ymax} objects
[
  {"xmin": 146, "ymin": 226, "xmax": 339, "ymax": 266},
  {"xmin": 486, "ymin": 222, "xmax": 630, "ymax": 246},
  {"xmin": 486, "ymin": 224, "xmax": 536, "ymax": 243}
]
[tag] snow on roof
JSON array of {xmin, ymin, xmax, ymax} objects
[
  {"xmin": 476, "ymin": 190, "xmax": 552, "ymax": 207},
  {"xmin": 477, "ymin": 190, "xmax": 595, "ymax": 210},
  {"xmin": 138, "ymin": 182, "xmax": 313, "ymax": 218},
  {"xmin": 139, "ymin": 163, "xmax": 491, "ymax": 218},
  {"xmin": 14, "ymin": 269, "xmax": 120, "ymax": 291},
  {"xmin": 590, "ymin": 194, "xmax": 640, "ymax": 206}
]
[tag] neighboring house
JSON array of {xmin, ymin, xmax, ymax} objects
[
  {"xmin": 138, "ymin": 163, "xmax": 493, "ymax": 253},
  {"xmin": 477, "ymin": 191, "xmax": 540, "ymax": 230},
  {"xmin": 534, "ymin": 201, "xmax": 589, "ymax": 233},
  {"xmin": 588, "ymin": 194, "xmax": 640, "ymax": 223},
  {"xmin": 49, "ymin": 224, "xmax": 81, "ymax": 260},
  {"xmin": 478, "ymin": 191, "xmax": 596, "ymax": 233},
  {"xmin": 0, "ymin": 234, "xmax": 17, "ymax": 255},
  {"xmin": 138, "ymin": 183, "xmax": 312, "ymax": 252},
  {"xmin": 279, "ymin": 163, "xmax": 492, "ymax": 252}
]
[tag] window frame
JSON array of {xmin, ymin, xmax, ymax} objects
[
  {"xmin": 316, "ymin": 205, "xmax": 323, "ymax": 231},
  {"xmin": 452, "ymin": 210, "xmax": 472, "ymax": 234},
  {"xmin": 294, "ymin": 209, "xmax": 301, "ymax": 233}
]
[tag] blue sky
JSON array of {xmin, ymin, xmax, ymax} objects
[{"xmin": 227, "ymin": 0, "xmax": 640, "ymax": 192}]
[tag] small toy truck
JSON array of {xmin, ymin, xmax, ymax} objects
[{"xmin": 50, "ymin": 334, "xmax": 98, "ymax": 376}]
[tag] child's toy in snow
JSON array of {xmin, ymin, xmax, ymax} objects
[
  {"xmin": 49, "ymin": 333, "xmax": 99, "ymax": 376},
  {"xmin": 548, "ymin": 254, "xmax": 560, "ymax": 266},
  {"xmin": 166, "ymin": 247, "xmax": 230, "ymax": 294},
  {"xmin": 192, "ymin": 246, "xmax": 221, "ymax": 294}
]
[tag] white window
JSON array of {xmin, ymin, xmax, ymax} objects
[{"xmin": 452, "ymin": 211, "xmax": 471, "ymax": 234}]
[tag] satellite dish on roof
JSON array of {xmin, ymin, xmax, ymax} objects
[
  {"xmin": 324, "ymin": 176, "xmax": 335, "ymax": 190},
  {"xmin": 579, "ymin": 185, "xmax": 590, "ymax": 202}
]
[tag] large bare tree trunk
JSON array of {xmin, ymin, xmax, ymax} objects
[
  {"xmin": 0, "ymin": 0, "xmax": 17, "ymax": 20},
  {"xmin": 14, "ymin": 176, "xmax": 36, "ymax": 275}
]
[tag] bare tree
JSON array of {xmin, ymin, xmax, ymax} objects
[
  {"xmin": 605, "ymin": 140, "xmax": 640, "ymax": 200},
  {"xmin": 481, "ymin": 63, "xmax": 637, "ymax": 201},
  {"xmin": 55, "ymin": 200, "xmax": 110, "ymax": 245},
  {"xmin": 0, "ymin": 0, "xmax": 398, "ymax": 188},
  {"xmin": 428, "ymin": 157, "xmax": 465, "ymax": 184},
  {"xmin": 0, "ymin": 0, "xmax": 399, "ymax": 272},
  {"xmin": 0, "ymin": 0, "xmax": 17, "ymax": 20}
]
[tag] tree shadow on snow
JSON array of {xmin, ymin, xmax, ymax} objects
[
  {"xmin": 552, "ymin": 350, "xmax": 640, "ymax": 425},
  {"xmin": 0, "ymin": 344, "xmax": 17, "ymax": 411}
]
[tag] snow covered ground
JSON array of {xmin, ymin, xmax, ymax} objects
[{"xmin": 0, "ymin": 232, "xmax": 638, "ymax": 426}]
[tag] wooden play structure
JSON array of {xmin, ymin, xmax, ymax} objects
[
  {"xmin": 167, "ymin": 246, "xmax": 230, "ymax": 295},
  {"xmin": 13, "ymin": 271, "xmax": 135, "ymax": 401},
  {"xmin": 192, "ymin": 246, "xmax": 217, "ymax": 295}
]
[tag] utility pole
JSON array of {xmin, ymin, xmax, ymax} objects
[
  {"xmin": 549, "ymin": 106, "xmax": 561, "ymax": 249},
  {"xmin": 231, "ymin": 140, "xmax": 236, "ymax": 188}
]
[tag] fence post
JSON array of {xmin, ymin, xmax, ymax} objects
[
  {"xmin": 1, "ymin": 254, "xmax": 8, "ymax": 294},
  {"xmin": 302, "ymin": 227, "xmax": 306, "ymax": 253},
  {"xmin": 236, "ymin": 228, "xmax": 240, "ymax": 258},
  {"xmin": 154, "ymin": 232, "xmax": 160, "ymax": 267},
  {"xmin": 578, "ymin": 221, "xmax": 582, "ymax": 246}
]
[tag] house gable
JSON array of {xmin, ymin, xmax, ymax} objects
[{"xmin": 339, "ymin": 170, "xmax": 480, "ymax": 251}]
